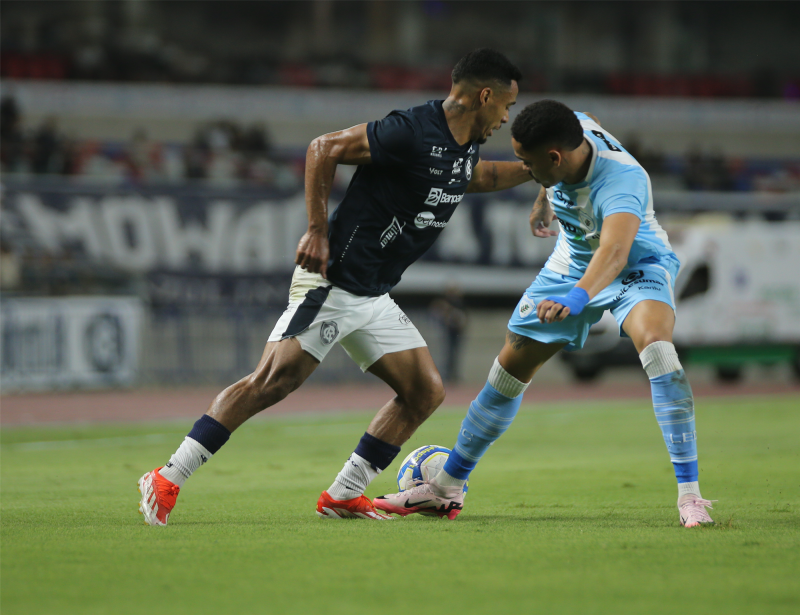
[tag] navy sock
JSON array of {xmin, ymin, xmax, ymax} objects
[
  {"xmin": 354, "ymin": 432, "xmax": 401, "ymax": 472},
  {"xmin": 187, "ymin": 415, "xmax": 231, "ymax": 455}
]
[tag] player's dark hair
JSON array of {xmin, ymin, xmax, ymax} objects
[
  {"xmin": 451, "ymin": 48, "xmax": 522, "ymax": 88},
  {"xmin": 511, "ymin": 99, "xmax": 584, "ymax": 152}
]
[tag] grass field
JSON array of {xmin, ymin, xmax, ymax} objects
[{"xmin": 2, "ymin": 393, "xmax": 799, "ymax": 614}]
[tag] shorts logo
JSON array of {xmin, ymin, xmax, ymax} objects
[
  {"xmin": 320, "ymin": 321, "xmax": 339, "ymax": 345},
  {"xmin": 399, "ymin": 314, "xmax": 411, "ymax": 325},
  {"xmin": 519, "ymin": 296, "xmax": 535, "ymax": 318},
  {"xmin": 622, "ymin": 270, "xmax": 644, "ymax": 285}
]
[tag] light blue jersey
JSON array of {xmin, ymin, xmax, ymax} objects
[{"xmin": 544, "ymin": 112, "xmax": 677, "ymax": 278}]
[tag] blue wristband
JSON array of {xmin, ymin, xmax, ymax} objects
[{"xmin": 544, "ymin": 287, "xmax": 590, "ymax": 317}]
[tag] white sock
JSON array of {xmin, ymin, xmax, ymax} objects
[
  {"xmin": 327, "ymin": 453, "xmax": 379, "ymax": 501},
  {"xmin": 158, "ymin": 437, "xmax": 213, "ymax": 487},
  {"xmin": 432, "ymin": 468, "xmax": 466, "ymax": 497},
  {"xmin": 639, "ymin": 341, "xmax": 682, "ymax": 379},
  {"xmin": 678, "ymin": 481, "xmax": 701, "ymax": 499}
]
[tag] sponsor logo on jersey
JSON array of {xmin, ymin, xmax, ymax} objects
[
  {"xmin": 519, "ymin": 296, "xmax": 535, "ymax": 318},
  {"xmin": 429, "ymin": 167, "xmax": 443, "ymax": 175},
  {"xmin": 380, "ymin": 216, "xmax": 405, "ymax": 248},
  {"xmin": 424, "ymin": 187, "xmax": 464, "ymax": 206},
  {"xmin": 452, "ymin": 157, "xmax": 463, "ymax": 175},
  {"xmin": 555, "ymin": 190, "xmax": 575, "ymax": 207},
  {"xmin": 319, "ymin": 321, "xmax": 339, "ymax": 345},
  {"xmin": 430, "ymin": 146, "xmax": 446, "ymax": 158},
  {"xmin": 465, "ymin": 158, "xmax": 472, "ymax": 181},
  {"xmin": 414, "ymin": 211, "xmax": 448, "ymax": 229}
]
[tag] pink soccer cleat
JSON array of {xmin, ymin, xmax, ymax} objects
[
  {"xmin": 373, "ymin": 481, "xmax": 464, "ymax": 520},
  {"xmin": 678, "ymin": 494, "xmax": 716, "ymax": 527},
  {"xmin": 138, "ymin": 467, "xmax": 181, "ymax": 526}
]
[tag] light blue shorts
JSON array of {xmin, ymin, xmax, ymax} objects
[{"xmin": 508, "ymin": 258, "xmax": 680, "ymax": 351}]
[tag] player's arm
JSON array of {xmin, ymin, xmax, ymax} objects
[
  {"xmin": 529, "ymin": 186, "xmax": 558, "ymax": 238},
  {"xmin": 465, "ymin": 159, "xmax": 532, "ymax": 193},
  {"xmin": 537, "ymin": 212, "xmax": 640, "ymax": 323},
  {"xmin": 295, "ymin": 124, "xmax": 372, "ymax": 278}
]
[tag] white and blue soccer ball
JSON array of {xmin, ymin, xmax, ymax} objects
[{"xmin": 396, "ymin": 445, "xmax": 468, "ymax": 495}]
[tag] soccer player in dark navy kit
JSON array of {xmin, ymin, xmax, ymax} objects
[{"xmin": 138, "ymin": 49, "xmax": 535, "ymax": 524}]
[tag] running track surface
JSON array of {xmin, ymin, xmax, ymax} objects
[{"xmin": 3, "ymin": 382, "xmax": 799, "ymax": 426}]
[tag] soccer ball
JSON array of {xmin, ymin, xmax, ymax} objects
[{"xmin": 396, "ymin": 445, "xmax": 468, "ymax": 496}]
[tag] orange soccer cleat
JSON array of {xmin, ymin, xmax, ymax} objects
[
  {"xmin": 138, "ymin": 467, "xmax": 181, "ymax": 526},
  {"xmin": 316, "ymin": 490, "xmax": 393, "ymax": 520}
]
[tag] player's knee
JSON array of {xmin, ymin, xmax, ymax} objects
[
  {"xmin": 405, "ymin": 371, "xmax": 445, "ymax": 415},
  {"xmin": 639, "ymin": 332, "xmax": 672, "ymax": 352}
]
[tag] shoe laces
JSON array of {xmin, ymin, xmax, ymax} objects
[
  {"xmin": 402, "ymin": 479, "xmax": 440, "ymax": 497},
  {"xmin": 680, "ymin": 497, "xmax": 716, "ymax": 521}
]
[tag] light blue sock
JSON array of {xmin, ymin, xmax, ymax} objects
[
  {"xmin": 640, "ymin": 342, "xmax": 700, "ymax": 495},
  {"xmin": 441, "ymin": 358, "xmax": 529, "ymax": 481}
]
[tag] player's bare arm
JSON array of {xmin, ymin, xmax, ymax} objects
[
  {"xmin": 529, "ymin": 186, "xmax": 558, "ymax": 237},
  {"xmin": 538, "ymin": 212, "xmax": 640, "ymax": 323},
  {"xmin": 296, "ymin": 124, "xmax": 372, "ymax": 278},
  {"xmin": 465, "ymin": 158, "xmax": 531, "ymax": 193}
]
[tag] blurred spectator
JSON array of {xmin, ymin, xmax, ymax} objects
[
  {"xmin": 31, "ymin": 117, "xmax": 62, "ymax": 174},
  {"xmin": 1, "ymin": 95, "xmax": 25, "ymax": 172},
  {"xmin": 430, "ymin": 285, "xmax": 468, "ymax": 383}
]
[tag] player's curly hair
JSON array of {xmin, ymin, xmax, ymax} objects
[
  {"xmin": 511, "ymin": 100, "xmax": 584, "ymax": 151},
  {"xmin": 451, "ymin": 49, "xmax": 522, "ymax": 87}
]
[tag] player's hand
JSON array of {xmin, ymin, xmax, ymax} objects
[
  {"xmin": 537, "ymin": 299, "xmax": 570, "ymax": 323},
  {"xmin": 295, "ymin": 230, "xmax": 330, "ymax": 278},
  {"xmin": 530, "ymin": 200, "xmax": 558, "ymax": 238},
  {"xmin": 538, "ymin": 288, "xmax": 590, "ymax": 323}
]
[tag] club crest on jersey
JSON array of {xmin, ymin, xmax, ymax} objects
[
  {"xmin": 319, "ymin": 321, "xmax": 339, "ymax": 345},
  {"xmin": 380, "ymin": 216, "xmax": 405, "ymax": 248},
  {"xmin": 578, "ymin": 209, "xmax": 597, "ymax": 233},
  {"xmin": 465, "ymin": 158, "xmax": 472, "ymax": 181},
  {"xmin": 424, "ymin": 187, "xmax": 464, "ymax": 206},
  {"xmin": 430, "ymin": 146, "xmax": 445, "ymax": 158},
  {"xmin": 519, "ymin": 296, "xmax": 535, "ymax": 318}
]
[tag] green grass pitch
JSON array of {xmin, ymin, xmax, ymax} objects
[{"xmin": 2, "ymin": 394, "xmax": 799, "ymax": 614}]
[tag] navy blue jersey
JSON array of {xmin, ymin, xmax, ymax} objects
[{"xmin": 326, "ymin": 100, "xmax": 479, "ymax": 296}]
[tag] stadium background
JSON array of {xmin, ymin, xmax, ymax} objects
[{"xmin": 2, "ymin": 0, "xmax": 799, "ymax": 400}]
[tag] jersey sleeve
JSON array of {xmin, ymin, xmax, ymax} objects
[
  {"xmin": 366, "ymin": 111, "xmax": 419, "ymax": 167},
  {"xmin": 594, "ymin": 167, "xmax": 649, "ymax": 220}
]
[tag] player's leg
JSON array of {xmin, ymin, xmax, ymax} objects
[
  {"xmin": 373, "ymin": 334, "xmax": 563, "ymax": 518},
  {"xmin": 622, "ymin": 299, "xmax": 714, "ymax": 527},
  {"xmin": 318, "ymin": 300, "xmax": 443, "ymax": 518},
  {"xmin": 138, "ymin": 338, "xmax": 320, "ymax": 526}
]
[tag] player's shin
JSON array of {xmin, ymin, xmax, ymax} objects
[
  {"xmin": 158, "ymin": 415, "xmax": 231, "ymax": 487},
  {"xmin": 435, "ymin": 357, "xmax": 530, "ymax": 495},
  {"xmin": 327, "ymin": 432, "xmax": 401, "ymax": 500},
  {"xmin": 640, "ymin": 341, "xmax": 701, "ymax": 497}
]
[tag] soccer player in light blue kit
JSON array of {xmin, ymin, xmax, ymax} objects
[{"xmin": 375, "ymin": 100, "xmax": 715, "ymax": 527}]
